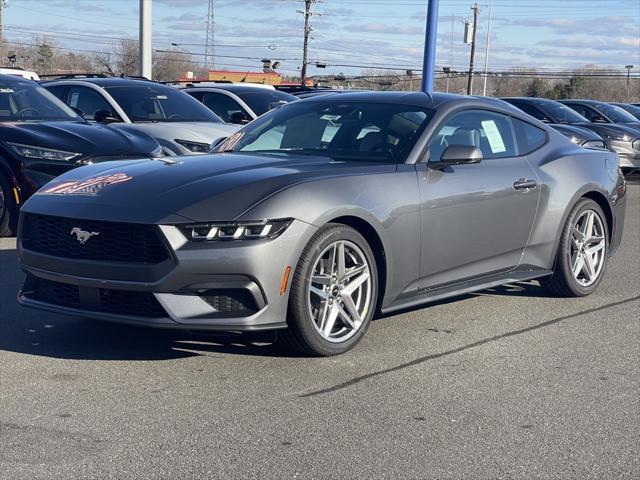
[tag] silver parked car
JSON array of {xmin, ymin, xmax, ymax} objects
[
  {"xmin": 42, "ymin": 77, "xmax": 239, "ymax": 155},
  {"xmin": 17, "ymin": 93, "xmax": 626, "ymax": 356},
  {"xmin": 183, "ymin": 84, "xmax": 297, "ymax": 124}
]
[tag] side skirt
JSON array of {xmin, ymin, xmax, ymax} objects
[{"xmin": 381, "ymin": 267, "xmax": 553, "ymax": 315}]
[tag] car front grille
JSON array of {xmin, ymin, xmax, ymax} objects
[
  {"xmin": 26, "ymin": 277, "xmax": 167, "ymax": 318},
  {"xmin": 21, "ymin": 214, "xmax": 170, "ymax": 264}
]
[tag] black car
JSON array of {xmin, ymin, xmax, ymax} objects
[
  {"xmin": 183, "ymin": 84, "xmax": 297, "ymax": 124},
  {"xmin": 559, "ymin": 99, "xmax": 640, "ymax": 131},
  {"xmin": 0, "ymin": 74, "xmax": 162, "ymax": 236},
  {"xmin": 503, "ymin": 97, "xmax": 640, "ymax": 173},
  {"xmin": 502, "ymin": 97, "xmax": 604, "ymax": 148},
  {"xmin": 612, "ymin": 103, "xmax": 640, "ymax": 121}
]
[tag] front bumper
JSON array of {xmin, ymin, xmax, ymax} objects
[{"xmin": 18, "ymin": 218, "xmax": 317, "ymax": 331}]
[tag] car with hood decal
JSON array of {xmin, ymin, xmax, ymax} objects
[{"xmin": 0, "ymin": 74, "xmax": 163, "ymax": 236}]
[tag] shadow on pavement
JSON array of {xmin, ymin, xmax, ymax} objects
[
  {"xmin": 0, "ymin": 248, "xmax": 296, "ymax": 361},
  {"xmin": 0, "ymin": 247, "xmax": 566, "ymax": 362}
]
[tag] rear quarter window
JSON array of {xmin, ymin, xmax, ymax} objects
[{"xmin": 513, "ymin": 117, "xmax": 546, "ymax": 155}]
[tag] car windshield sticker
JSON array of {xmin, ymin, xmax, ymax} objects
[
  {"xmin": 39, "ymin": 173, "xmax": 133, "ymax": 196},
  {"xmin": 69, "ymin": 92, "xmax": 79, "ymax": 108},
  {"xmin": 320, "ymin": 114, "xmax": 342, "ymax": 122},
  {"xmin": 481, "ymin": 120, "xmax": 506, "ymax": 153},
  {"xmin": 154, "ymin": 95, "xmax": 168, "ymax": 100},
  {"xmin": 0, "ymin": 88, "xmax": 14, "ymax": 93}
]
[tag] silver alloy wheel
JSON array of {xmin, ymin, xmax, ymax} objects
[
  {"xmin": 308, "ymin": 240, "xmax": 372, "ymax": 343},
  {"xmin": 571, "ymin": 209, "xmax": 606, "ymax": 287}
]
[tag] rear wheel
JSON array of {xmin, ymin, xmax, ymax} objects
[
  {"xmin": 542, "ymin": 198, "xmax": 608, "ymax": 297},
  {"xmin": 280, "ymin": 224, "xmax": 378, "ymax": 356},
  {"xmin": 0, "ymin": 172, "xmax": 18, "ymax": 237}
]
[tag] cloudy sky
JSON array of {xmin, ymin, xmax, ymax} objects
[{"xmin": 4, "ymin": 0, "xmax": 640, "ymax": 76}]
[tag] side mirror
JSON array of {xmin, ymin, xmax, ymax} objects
[
  {"xmin": 94, "ymin": 109, "xmax": 120, "ymax": 123},
  {"xmin": 229, "ymin": 111, "xmax": 251, "ymax": 125},
  {"xmin": 209, "ymin": 137, "xmax": 229, "ymax": 153},
  {"xmin": 431, "ymin": 145, "xmax": 483, "ymax": 169}
]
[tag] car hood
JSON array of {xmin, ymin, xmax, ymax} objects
[
  {"xmin": 550, "ymin": 124, "xmax": 602, "ymax": 142},
  {"xmin": 573, "ymin": 122, "xmax": 640, "ymax": 139},
  {"xmin": 0, "ymin": 120, "xmax": 160, "ymax": 156},
  {"xmin": 24, "ymin": 153, "xmax": 395, "ymax": 224},
  {"xmin": 118, "ymin": 121, "xmax": 240, "ymax": 143}
]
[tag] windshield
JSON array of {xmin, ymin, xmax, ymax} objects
[
  {"xmin": 536, "ymin": 101, "xmax": 589, "ymax": 124},
  {"xmin": 236, "ymin": 90, "xmax": 297, "ymax": 116},
  {"xmin": 0, "ymin": 78, "xmax": 81, "ymax": 122},
  {"xmin": 106, "ymin": 85, "xmax": 222, "ymax": 123},
  {"xmin": 594, "ymin": 103, "xmax": 639, "ymax": 123},
  {"xmin": 219, "ymin": 100, "xmax": 435, "ymax": 163},
  {"xmin": 617, "ymin": 103, "xmax": 640, "ymax": 120}
]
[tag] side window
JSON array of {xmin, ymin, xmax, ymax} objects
[
  {"xmin": 201, "ymin": 92, "xmax": 249, "ymax": 123},
  {"xmin": 513, "ymin": 102, "xmax": 550, "ymax": 123},
  {"xmin": 67, "ymin": 86, "xmax": 114, "ymax": 120},
  {"xmin": 567, "ymin": 104, "xmax": 588, "ymax": 119},
  {"xmin": 429, "ymin": 109, "xmax": 517, "ymax": 162},
  {"xmin": 513, "ymin": 118, "xmax": 546, "ymax": 155},
  {"xmin": 585, "ymin": 107, "xmax": 607, "ymax": 123},
  {"xmin": 46, "ymin": 85, "xmax": 67, "ymax": 101}
]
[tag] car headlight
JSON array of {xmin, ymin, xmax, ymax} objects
[
  {"xmin": 178, "ymin": 219, "xmax": 292, "ymax": 241},
  {"xmin": 5, "ymin": 142, "xmax": 82, "ymax": 162},
  {"xmin": 602, "ymin": 133, "xmax": 631, "ymax": 142},
  {"xmin": 175, "ymin": 139, "xmax": 210, "ymax": 153}
]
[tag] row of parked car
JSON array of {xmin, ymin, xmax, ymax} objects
[{"xmin": 0, "ymin": 72, "xmax": 638, "ymax": 237}]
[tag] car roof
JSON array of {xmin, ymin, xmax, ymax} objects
[
  {"xmin": 185, "ymin": 84, "xmax": 277, "ymax": 93},
  {"xmin": 300, "ymin": 91, "xmax": 512, "ymax": 110},
  {"xmin": 0, "ymin": 73, "xmax": 38, "ymax": 85},
  {"xmin": 502, "ymin": 97, "xmax": 562, "ymax": 105},
  {"xmin": 557, "ymin": 99, "xmax": 602, "ymax": 105},
  {"xmin": 42, "ymin": 77, "xmax": 162, "ymax": 88}
]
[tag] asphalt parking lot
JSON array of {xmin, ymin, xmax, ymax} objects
[{"xmin": 0, "ymin": 181, "xmax": 638, "ymax": 480}]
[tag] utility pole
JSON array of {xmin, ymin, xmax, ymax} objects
[
  {"xmin": 466, "ymin": 3, "xmax": 479, "ymax": 95},
  {"xmin": 481, "ymin": 0, "xmax": 492, "ymax": 96},
  {"xmin": 204, "ymin": 0, "xmax": 215, "ymax": 71},
  {"xmin": 299, "ymin": 0, "xmax": 315, "ymax": 86},
  {"xmin": 139, "ymin": 0, "xmax": 152, "ymax": 79},
  {"xmin": 625, "ymin": 65, "xmax": 634, "ymax": 102}
]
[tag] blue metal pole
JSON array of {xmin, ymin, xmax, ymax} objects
[{"xmin": 421, "ymin": 0, "xmax": 440, "ymax": 92}]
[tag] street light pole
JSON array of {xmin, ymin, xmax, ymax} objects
[
  {"xmin": 481, "ymin": 0, "xmax": 492, "ymax": 96},
  {"xmin": 625, "ymin": 65, "xmax": 634, "ymax": 102}
]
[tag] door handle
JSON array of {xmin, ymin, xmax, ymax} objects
[{"xmin": 513, "ymin": 178, "xmax": 537, "ymax": 190}]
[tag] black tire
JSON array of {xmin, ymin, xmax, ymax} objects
[
  {"xmin": 279, "ymin": 223, "xmax": 379, "ymax": 356},
  {"xmin": 542, "ymin": 198, "xmax": 608, "ymax": 297},
  {"xmin": 0, "ymin": 171, "xmax": 18, "ymax": 237}
]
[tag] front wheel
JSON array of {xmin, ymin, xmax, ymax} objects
[
  {"xmin": 280, "ymin": 224, "xmax": 378, "ymax": 356},
  {"xmin": 542, "ymin": 198, "xmax": 608, "ymax": 297}
]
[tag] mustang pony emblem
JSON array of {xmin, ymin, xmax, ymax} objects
[{"xmin": 70, "ymin": 227, "xmax": 99, "ymax": 244}]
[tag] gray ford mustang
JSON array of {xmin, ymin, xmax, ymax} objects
[{"xmin": 17, "ymin": 92, "xmax": 627, "ymax": 356}]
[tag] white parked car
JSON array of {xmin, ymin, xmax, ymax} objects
[{"xmin": 42, "ymin": 77, "xmax": 240, "ymax": 155}]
